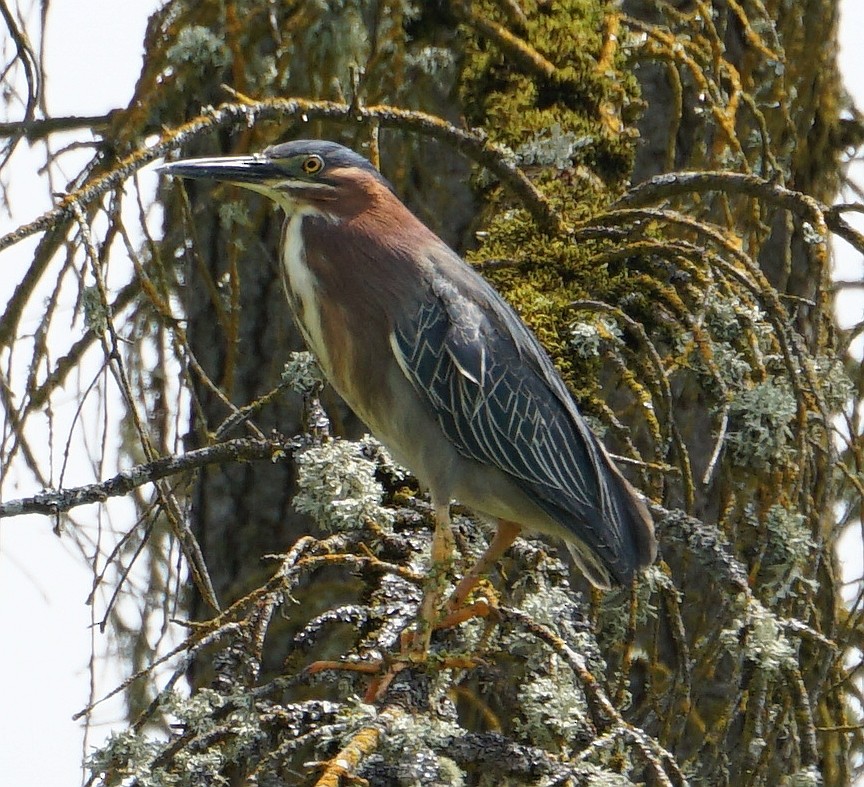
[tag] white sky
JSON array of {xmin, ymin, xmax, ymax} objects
[
  {"xmin": 0, "ymin": 2, "xmax": 863, "ymax": 785},
  {"xmin": 0, "ymin": 3, "xmax": 160, "ymax": 784}
]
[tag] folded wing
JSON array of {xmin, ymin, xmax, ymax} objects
[{"xmin": 390, "ymin": 252, "xmax": 655, "ymax": 586}]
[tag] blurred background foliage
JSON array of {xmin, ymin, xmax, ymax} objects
[{"xmin": 2, "ymin": 0, "xmax": 864, "ymax": 784}]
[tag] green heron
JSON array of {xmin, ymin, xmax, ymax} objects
[{"xmin": 162, "ymin": 140, "xmax": 656, "ymax": 633}]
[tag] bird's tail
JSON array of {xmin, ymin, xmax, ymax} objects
[
  {"xmin": 557, "ymin": 451, "xmax": 656, "ymax": 590},
  {"xmin": 598, "ymin": 457, "xmax": 657, "ymax": 587}
]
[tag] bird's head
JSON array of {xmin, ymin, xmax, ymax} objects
[{"xmin": 160, "ymin": 139, "xmax": 394, "ymax": 218}]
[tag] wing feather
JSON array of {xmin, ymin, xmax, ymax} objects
[{"xmin": 390, "ymin": 255, "xmax": 654, "ymax": 584}]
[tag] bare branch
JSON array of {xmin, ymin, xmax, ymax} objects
[
  {"xmin": 0, "ymin": 113, "xmax": 114, "ymax": 140},
  {"xmin": 0, "ymin": 436, "xmax": 293, "ymax": 519}
]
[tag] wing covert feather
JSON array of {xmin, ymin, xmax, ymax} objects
[{"xmin": 390, "ymin": 265, "xmax": 652, "ymax": 583}]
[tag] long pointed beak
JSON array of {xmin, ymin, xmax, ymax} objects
[{"xmin": 159, "ymin": 154, "xmax": 283, "ymax": 185}]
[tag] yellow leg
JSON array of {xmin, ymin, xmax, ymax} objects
[
  {"xmin": 446, "ymin": 519, "xmax": 521, "ymax": 613},
  {"xmin": 408, "ymin": 516, "xmax": 520, "ymax": 654},
  {"xmin": 329, "ymin": 516, "xmax": 523, "ymax": 702},
  {"xmin": 307, "ymin": 516, "xmax": 520, "ymax": 703},
  {"xmin": 410, "ymin": 502, "xmax": 456, "ymax": 654}
]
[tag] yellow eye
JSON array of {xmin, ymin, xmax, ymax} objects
[{"xmin": 301, "ymin": 155, "xmax": 324, "ymax": 175}]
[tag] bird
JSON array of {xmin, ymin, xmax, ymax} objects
[{"xmin": 161, "ymin": 139, "xmax": 656, "ymax": 637}]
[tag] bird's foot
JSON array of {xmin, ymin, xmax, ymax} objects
[
  {"xmin": 305, "ymin": 659, "xmax": 384, "ymax": 677},
  {"xmin": 364, "ymin": 649, "xmax": 487, "ymax": 703},
  {"xmin": 306, "ymin": 650, "xmax": 485, "ymax": 704},
  {"xmin": 304, "ymin": 654, "xmax": 406, "ymax": 703},
  {"xmin": 435, "ymin": 597, "xmax": 494, "ymax": 630},
  {"xmin": 398, "ymin": 578, "xmax": 500, "ymax": 659}
]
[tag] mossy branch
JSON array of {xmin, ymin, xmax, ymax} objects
[{"xmin": 0, "ymin": 98, "xmax": 563, "ymax": 258}]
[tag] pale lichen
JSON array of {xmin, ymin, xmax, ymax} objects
[
  {"xmin": 720, "ymin": 598, "xmax": 797, "ymax": 674},
  {"xmin": 405, "ymin": 46, "xmax": 458, "ymax": 80},
  {"xmin": 372, "ymin": 709, "xmax": 466, "ymax": 787},
  {"xmin": 293, "ymin": 436, "xmax": 394, "ymax": 532},
  {"xmin": 784, "ymin": 765, "xmax": 824, "ymax": 786},
  {"xmin": 87, "ymin": 688, "xmax": 265, "ymax": 787},
  {"xmin": 216, "ymin": 200, "xmax": 251, "ymax": 232},
  {"xmin": 703, "ymin": 295, "xmax": 770, "ymax": 344},
  {"xmin": 281, "ymin": 350, "xmax": 326, "ymax": 395},
  {"xmin": 514, "ymin": 672, "xmax": 593, "ymax": 754},
  {"xmin": 570, "ymin": 317, "xmax": 624, "ymax": 360},
  {"xmin": 726, "ymin": 379, "xmax": 797, "ymax": 470},
  {"xmin": 165, "ymin": 26, "xmax": 230, "ymax": 73},
  {"xmin": 758, "ymin": 504, "xmax": 816, "ymax": 600},
  {"xmin": 577, "ymin": 765, "xmax": 639, "ymax": 787},
  {"xmin": 82, "ymin": 285, "xmax": 109, "ymax": 334},
  {"xmin": 516, "ymin": 123, "xmax": 589, "ymax": 170},
  {"xmin": 813, "ymin": 354, "xmax": 853, "ymax": 410}
]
